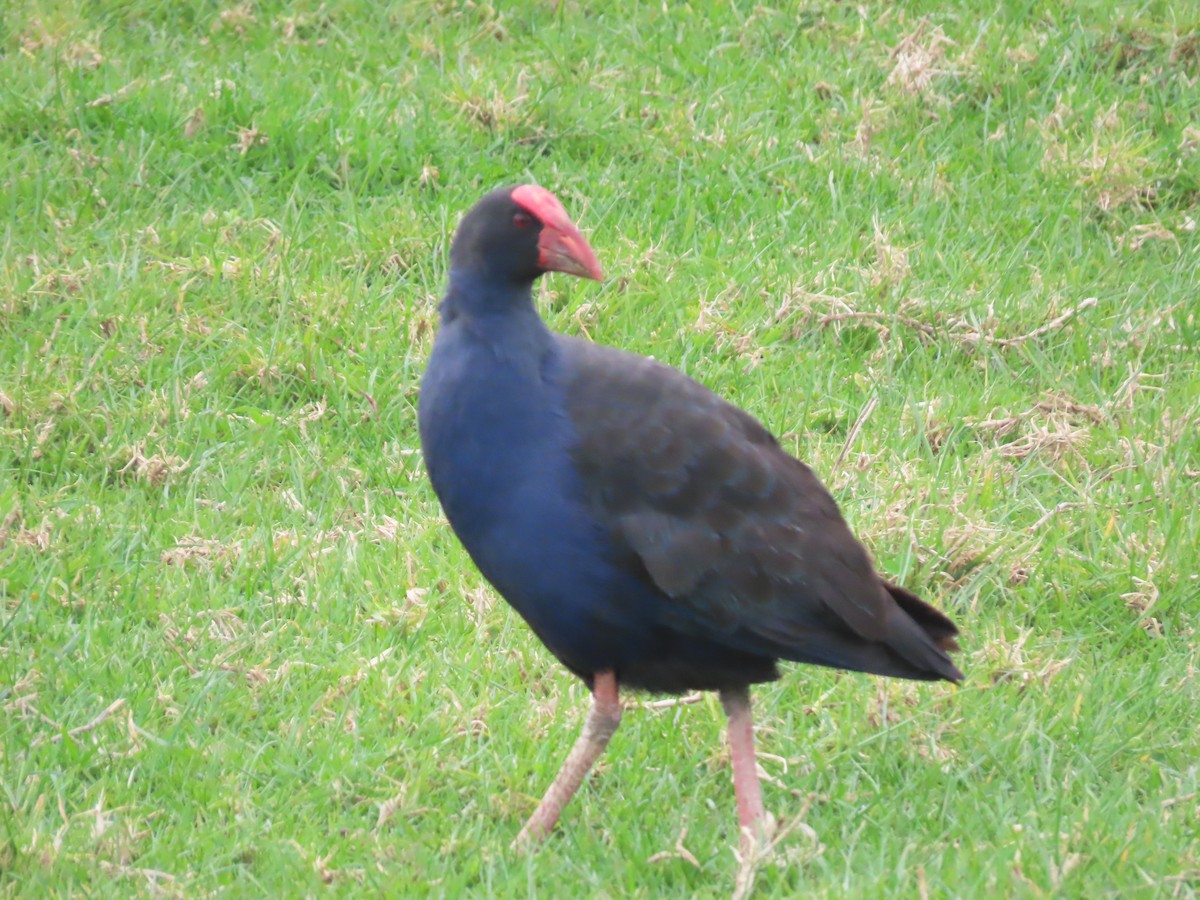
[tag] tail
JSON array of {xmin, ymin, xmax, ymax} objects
[{"xmin": 882, "ymin": 580, "xmax": 963, "ymax": 683}]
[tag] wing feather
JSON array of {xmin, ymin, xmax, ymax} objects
[{"xmin": 560, "ymin": 336, "xmax": 961, "ymax": 682}]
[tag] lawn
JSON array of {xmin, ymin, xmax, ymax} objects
[{"xmin": 2, "ymin": 1, "xmax": 1198, "ymax": 896}]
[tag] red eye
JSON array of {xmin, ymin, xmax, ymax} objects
[{"xmin": 513, "ymin": 211, "xmax": 533, "ymax": 229}]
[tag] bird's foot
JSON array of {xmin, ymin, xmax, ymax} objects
[
  {"xmin": 510, "ymin": 823, "xmax": 544, "ymax": 854},
  {"xmin": 737, "ymin": 810, "xmax": 778, "ymax": 861},
  {"xmin": 731, "ymin": 812, "xmax": 781, "ymax": 900}
]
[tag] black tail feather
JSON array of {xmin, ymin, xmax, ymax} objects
[
  {"xmin": 882, "ymin": 580, "xmax": 963, "ymax": 682},
  {"xmin": 885, "ymin": 581, "xmax": 960, "ymax": 650}
]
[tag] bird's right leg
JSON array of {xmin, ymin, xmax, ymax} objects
[
  {"xmin": 720, "ymin": 685, "xmax": 766, "ymax": 855},
  {"xmin": 514, "ymin": 669, "xmax": 621, "ymax": 846}
]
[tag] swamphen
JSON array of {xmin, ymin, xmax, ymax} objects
[{"xmin": 418, "ymin": 185, "xmax": 962, "ymax": 848}]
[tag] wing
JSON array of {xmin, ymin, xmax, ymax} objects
[{"xmin": 558, "ymin": 336, "xmax": 961, "ymax": 682}]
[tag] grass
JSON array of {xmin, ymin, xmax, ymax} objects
[{"xmin": 2, "ymin": 0, "xmax": 1198, "ymax": 896}]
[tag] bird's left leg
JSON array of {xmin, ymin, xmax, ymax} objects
[
  {"xmin": 719, "ymin": 685, "xmax": 766, "ymax": 854},
  {"xmin": 514, "ymin": 669, "xmax": 621, "ymax": 846}
]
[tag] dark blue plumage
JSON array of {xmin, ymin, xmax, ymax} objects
[
  {"xmin": 418, "ymin": 185, "xmax": 962, "ymax": 844},
  {"xmin": 418, "ymin": 282, "xmax": 659, "ymax": 679}
]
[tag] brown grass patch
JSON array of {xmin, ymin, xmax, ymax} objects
[
  {"xmin": 117, "ymin": 443, "xmax": 188, "ymax": 485},
  {"xmin": 0, "ymin": 508, "xmax": 56, "ymax": 552},
  {"xmin": 867, "ymin": 218, "xmax": 911, "ymax": 287},
  {"xmin": 967, "ymin": 391, "xmax": 1103, "ymax": 464},
  {"xmin": 1117, "ymin": 223, "xmax": 1178, "ymax": 252},
  {"xmin": 230, "ymin": 125, "xmax": 268, "ymax": 155},
  {"xmin": 448, "ymin": 81, "xmax": 529, "ymax": 131},
  {"xmin": 161, "ymin": 536, "xmax": 237, "ymax": 568},
  {"xmin": 975, "ymin": 628, "xmax": 1073, "ymax": 689},
  {"xmin": 886, "ymin": 22, "xmax": 957, "ymax": 96}
]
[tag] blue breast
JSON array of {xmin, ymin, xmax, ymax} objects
[{"xmin": 419, "ymin": 312, "xmax": 662, "ymax": 675}]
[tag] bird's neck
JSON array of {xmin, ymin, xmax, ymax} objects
[
  {"xmin": 439, "ymin": 268, "xmax": 555, "ymax": 361},
  {"xmin": 441, "ymin": 268, "xmax": 539, "ymax": 321}
]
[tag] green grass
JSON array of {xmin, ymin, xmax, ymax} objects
[{"xmin": 2, "ymin": 0, "xmax": 1198, "ymax": 896}]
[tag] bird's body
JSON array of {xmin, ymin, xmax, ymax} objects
[
  {"xmin": 421, "ymin": 302, "xmax": 958, "ymax": 693},
  {"xmin": 418, "ymin": 185, "xmax": 962, "ymax": 847}
]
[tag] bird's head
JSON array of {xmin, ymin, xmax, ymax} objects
[{"xmin": 450, "ymin": 185, "xmax": 603, "ymax": 287}]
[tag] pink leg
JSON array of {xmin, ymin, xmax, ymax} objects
[
  {"xmin": 514, "ymin": 670, "xmax": 621, "ymax": 845},
  {"xmin": 720, "ymin": 685, "xmax": 765, "ymax": 851}
]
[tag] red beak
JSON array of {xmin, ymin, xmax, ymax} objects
[
  {"xmin": 511, "ymin": 184, "xmax": 604, "ymax": 282},
  {"xmin": 537, "ymin": 222, "xmax": 604, "ymax": 281}
]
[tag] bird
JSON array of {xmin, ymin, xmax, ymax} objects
[{"xmin": 417, "ymin": 184, "xmax": 962, "ymax": 850}]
